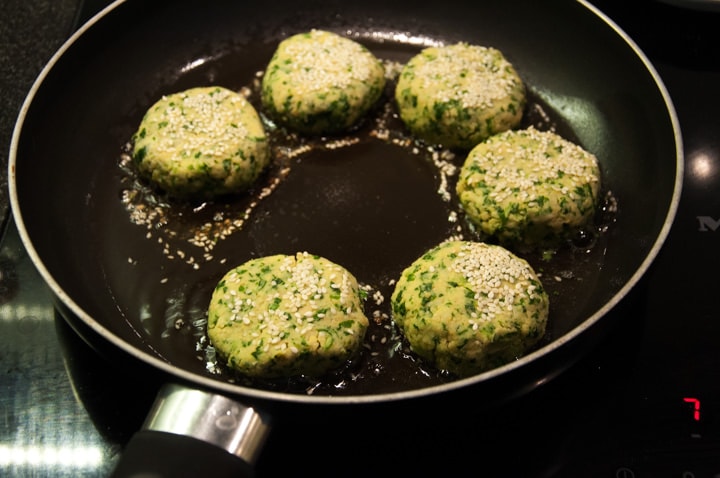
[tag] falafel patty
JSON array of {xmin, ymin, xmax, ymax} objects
[
  {"xmin": 261, "ymin": 29, "xmax": 386, "ymax": 135},
  {"xmin": 390, "ymin": 240, "xmax": 549, "ymax": 377},
  {"xmin": 132, "ymin": 86, "xmax": 269, "ymax": 198},
  {"xmin": 394, "ymin": 42, "xmax": 526, "ymax": 150},
  {"xmin": 456, "ymin": 127, "xmax": 601, "ymax": 248},
  {"xmin": 207, "ymin": 252, "xmax": 369, "ymax": 378}
]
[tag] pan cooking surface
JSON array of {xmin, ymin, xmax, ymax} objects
[
  {"xmin": 11, "ymin": 0, "xmax": 679, "ymax": 402},
  {"xmin": 91, "ymin": 38, "xmax": 615, "ymax": 396}
]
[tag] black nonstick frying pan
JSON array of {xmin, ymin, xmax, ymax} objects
[{"xmin": 9, "ymin": 0, "xmax": 682, "ymax": 475}]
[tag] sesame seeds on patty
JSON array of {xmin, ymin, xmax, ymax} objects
[
  {"xmin": 390, "ymin": 240, "xmax": 549, "ymax": 377},
  {"xmin": 395, "ymin": 42, "xmax": 526, "ymax": 150},
  {"xmin": 261, "ymin": 29, "xmax": 386, "ymax": 135},
  {"xmin": 132, "ymin": 86, "xmax": 269, "ymax": 199},
  {"xmin": 207, "ymin": 252, "xmax": 369, "ymax": 378},
  {"xmin": 456, "ymin": 127, "xmax": 601, "ymax": 248}
]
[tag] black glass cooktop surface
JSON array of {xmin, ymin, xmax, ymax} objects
[{"xmin": 1, "ymin": 1, "xmax": 719, "ymax": 476}]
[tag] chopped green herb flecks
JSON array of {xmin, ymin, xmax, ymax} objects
[
  {"xmin": 131, "ymin": 86, "xmax": 270, "ymax": 199},
  {"xmin": 260, "ymin": 29, "xmax": 386, "ymax": 135},
  {"xmin": 456, "ymin": 127, "xmax": 601, "ymax": 249},
  {"xmin": 391, "ymin": 240, "xmax": 549, "ymax": 377},
  {"xmin": 207, "ymin": 252, "xmax": 369, "ymax": 379},
  {"xmin": 395, "ymin": 42, "xmax": 526, "ymax": 149}
]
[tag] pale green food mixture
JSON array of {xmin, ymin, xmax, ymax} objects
[
  {"xmin": 207, "ymin": 252, "xmax": 369, "ymax": 378},
  {"xmin": 456, "ymin": 127, "xmax": 601, "ymax": 248},
  {"xmin": 395, "ymin": 42, "xmax": 526, "ymax": 150},
  {"xmin": 261, "ymin": 29, "xmax": 386, "ymax": 135},
  {"xmin": 391, "ymin": 240, "xmax": 549, "ymax": 377},
  {"xmin": 132, "ymin": 86, "xmax": 269, "ymax": 198}
]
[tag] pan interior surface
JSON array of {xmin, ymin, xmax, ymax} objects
[{"xmin": 10, "ymin": 0, "xmax": 681, "ymax": 403}]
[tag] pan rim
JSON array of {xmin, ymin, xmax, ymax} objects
[{"xmin": 8, "ymin": 0, "xmax": 684, "ymax": 405}]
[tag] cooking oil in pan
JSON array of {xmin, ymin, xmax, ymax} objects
[{"xmin": 108, "ymin": 47, "xmax": 616, "ymax": 396}]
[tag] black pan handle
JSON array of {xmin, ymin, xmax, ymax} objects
[{"xmin": 110, "ymin": 383, "xmax": 272, "ymax": 478}]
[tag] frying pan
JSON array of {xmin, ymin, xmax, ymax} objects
[{"xmin": 8, "ymin": 0, "xmax": 682, "ymax": 475}]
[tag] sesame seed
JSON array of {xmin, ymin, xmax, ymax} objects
[
  {"xmin": 412, "ymin": 43, "xmax": 521, "ymax": 109},
  {"xmin": 272, "ymin": 30, "xmax": 380, "ymax": 96},
  {"xmin": 464, "ymin": 127, "xmax": 599, "ymax": 204},
  {"xmin": 449, "ymin": 241, "xmax": 542, "ymax": 322},
  {"xmin": 148, "ymin": 88, "xmax": 252, "ymax": 159}
]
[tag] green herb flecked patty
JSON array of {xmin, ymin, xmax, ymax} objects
[
  {"xmin": 132, "ymin": 86, "xmax": 269, "ymax": 199},
  {"xmin": 395, "ymin": 42, "xmax": 526, "ymax": 150},
  {"xmin": 261, "ymin": 29, "xmax": 386, "ymax": 135},
  {"xmin": 391, "ymin": 240, "xmax": 549, "ymax": 377},
  {"xmin": 207, "ymin": 252, "xmax": 369, "ymax": 378},
  {"xmin": 456, "ymin": 127, "xmax": 601, "ymax": 248}
]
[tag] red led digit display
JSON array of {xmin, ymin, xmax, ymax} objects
[{"xmin": 683, "ymin": 397, "xmax": 701, "ymax": 421}]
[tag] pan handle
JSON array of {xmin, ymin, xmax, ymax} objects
[{"xmin": 110, "ymin": 383, "xmax": 272, "ymax": 478}]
